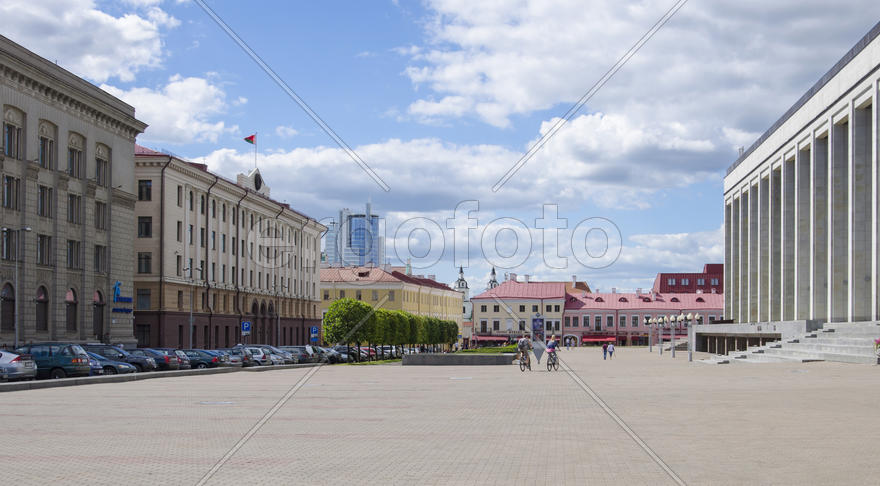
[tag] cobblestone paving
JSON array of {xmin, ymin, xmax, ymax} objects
[{"xmin": 2, "ymin": 348, "xmax": 879, "ymax": 485}]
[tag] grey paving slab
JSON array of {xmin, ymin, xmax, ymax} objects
[{"xmin": 1, "ymin": 347, "xmax": 878, "ymax": 485}]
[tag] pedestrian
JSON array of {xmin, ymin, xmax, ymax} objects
[
  {"xmin": 608, "ymin": 343, "xmax": 615, "ymax": 359},
  {"xmin": 602, "ymin": 342, "xmax": 608, "ymax": 360},
  {"xmin": 565, "ymin": 337, "xmax": 571, "ymax": 351}
]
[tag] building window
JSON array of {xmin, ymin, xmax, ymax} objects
[
  {"xmin": 200, "ymin": 228, "xmax": 206, "ymax": 248},
  {"xmin": 66, "ymin": 240, "xmax": 81, "ymax": 269},
  {"xmin": 595, "ymin": 316, "xmax": 601, "ymax": 331},
  {"xmin": 95, "ymin": 157, "xmax": 109, "ymax": 186},
  {"xmin": 681, "ymin": 278, "xmax": 690, "ymax": 286},
  {"xmin": 710, "ymin": 278, "xmax": 719, "ymax": 286},
  {"xmin": 372, "ymin": 290, "xmax": 378, "ymax": 301},
  {"xmin": 564, "ymin": 316, "xmax": 570, "ymax": 327},
  {"xmin": 554, "ymin": 305, "xmax": 560, "ymax": 313},
  {"xmin": 211, "ymin": 231, "xmax": 216, "ymax": 250},
  {"xmin": 697, "ymin": 278, "xmax": 706, "ymax": 286},
  {"xmin": 546, "ymin": 305, "xmax": 552, "ymax": 313},
  {"xmin": 138, "ymin": 217, "xmax": 152, "ymax": 237},
  {"xmin": 667, "ymin": 278, "xmax": 676, "ymax": 286},
  {"xmin": 519, "ymin": 305, "xmax": 525, "ymax": 312},
  {"xmin": 211, "ymin": 199, "xmax": 216, "ymax": 218},
  {"xmin": 37, "ymin": 235, "xmax": 52, "ymax": 265},
  {"xmin": 65, "ymin": 288, "xmax": 77, "ymax": 332},
  {"xmin": 135, "ymin": 289, "xmax": 150, "ymax": 310},
  {"xmin": 631, "ymin": 315, "xmax": 639, "ymax": 328},
  {"xmin": 2, "ymin": 176, "xmax": 20, "ymax": 210},
  {"xmin": 493, "ymin": 304, "xmax": 499, "ymax": 312},
  {"xmin": 137, "ymin": 252, "xmax": 152, "ymax": 274},
  {"xmin": 137, "ymin": 180, "xmax": 152, "ymax": 201},
  {"xmin": 606, "ymin": 316, "xmax": 613, "ymax": 330},
  {"xmin": 177, "ymin": 185, "xmax": 183, "ymax": 207},
  {"xmin": 339, "ymin": 290, "xmax": 345, "ymax": 299},
  {"xmin": 532, "ymin": 305, "xmax": 538, "ymax": 313},
  {"xmin": 67, "ymin": 146, "xmax": 85, "ymax": 178},
  {"xmin": 95, "ymin": 202, "xmax": 107, "ymax": 230},
  {"xmin": 356, "ymin": 290, "xmax": 362, "ymax": 300},
  {"xmin": 388, "ymin": 290, "xmax": 395, "ymax": 301},
  {"xmin": 1, "ymin": 229, "xmax": 18, "ymax": 261},
  {"xmin": 222, "ymin": 203, "xmax": 226, "ymax": 221},
  {"xmin": 177, "ymin": 291, "xmax": 184, "ymax": 311},
  {"xmin": 188, "ymin": 225, "xmax": 193, "ymax": 244},
  {"xmin": 37, "ymin": 186, "xmax": 53, "ymax": 217},
  {"xmin": 200, "ymin": 195, "xmax": 205, "ymax": 214},
  {"xmin": 221, "ymin": 234, "xmax": 226, "ymax": 252},
  {"xmin": 176, "ymin": 255, "xmax": 182, "ymax": 276},
  {"xmin": 3, "ymin": 115, "xmax": 22, "ymax": 159},
  {"xmin": 323, "ymin": 290, "xmax": 330, "ymax": 301},
  {"xmin": 189, "ymin": 191, "xmax": 193, "ymax": 211},
  {"xmin": 493, "ymin": 320, "xmax": 499, "ymax": 331},
  {"xmin": 480, "ymin": 320, "xmax": 487, "ymax": 333},
  {"xmin": 572, "ymin": 316, "xmax": 579, "ymax": 328},
  {"xmin": 67, "ymin": 194, "xmax": 82, "ymax": 224},
  {"xmin": 176, "ymin": 221, "xmax": 182, "ymax": 242},
  {"xmin": 39, "ymin": 134, "xmax": 55, "ymax": 169},
  {"xmin": 94, "ymin": 245, "xmax": 107, "ymax": 273},
  {"xmin": 518, "ymin": 320, "xmax": 525, "ymax": 330},
  {"xmin": 619, "ymin": 315, "xmax": 626, "ymax": 328}
]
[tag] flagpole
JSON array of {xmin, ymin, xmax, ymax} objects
[{"xmin": 254, "ymin": 131, "xmax": 258, "ymax": 168}]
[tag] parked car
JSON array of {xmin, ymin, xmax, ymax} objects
[
  {"xmin": 87, "ymin": 352, "xmax": 136, "ymax": 375},
  {"xmin": 81, "ymin": 343, "xmax": 156, "ymax": 372},
  {"xmin": 279, "ymin": 346, "xmax": 310, "ymax": 363},
  {"xmin": 0, "ymin": 349, "xmax": 37, "ymax": 381},
  {"xmin": 87, "ymin": 355, "xmax": 104, "ymax": 376},
  {"xmin": 207, "ymin": 350, "xmax": 240, "ymax": 367},
  {"xmin": 155, "ymin": 348, "xmax": 191, "ymax": 370},
  {"xmin": 182, "ymin": 349, "xmax": 220, "ymax": 369},
  {"xmin": 14, "ymin": 342, "xmax": 91, "ymax": 379},
  {"xmin": 250, "ymin": 344, "xmax": 296, "ymax": 364},
  {"xmin": 222, "ymin": 347, "xmax": 255, "ymax": 367},
  {"xmin": 267, "ymin": 352, "xmax": 286, "ymax": 366},
  {"xmin": 315, "ymin": 346, "xmax": 342, "ymax": 364},
  {"xmin": 130, "ymin": 348, "xmax": 180, "ymax": 371},
  {"xmin": 243, "ymin": 346, "xmax": 272, "ymax": 365}
]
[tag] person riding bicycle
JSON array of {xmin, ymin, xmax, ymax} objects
[
  {"xmin": 517, "ymin": 334, "xmax": 532, "ymax": 365},
  {"xmin": 546, "ymin": 335, "xmax": 558, "ymax": 359}
]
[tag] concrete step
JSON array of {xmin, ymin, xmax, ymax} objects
[
  {"xmin": 806, "ymin": 337, "xmax": 877, "ymax": 346},
  {"xmin": 764, "ymin": 347, "xmax": 878, "ymax": 364},
  {"xmin": 698, "ymin": 356, "xmax": 729, "ymax": 365},
  {"xmin": 730, "ymin": 354, "xmax": 822, "ymax": 363},
  {"xmin": 824, "ymin": 322, "xmax": 880, "ymax": 330},
  {"xmin": 782, "ymin": 342, "xmax": 877, "ymax": 356}
]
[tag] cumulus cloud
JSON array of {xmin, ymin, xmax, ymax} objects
[
  {"xmin": 0, "ymin": 0, "xmax": 178, "ymax": 82},
  {"xmin": 275, "ymin": 125, "xmax": 299, "ymax": 138},
  {"xmin": 102, "ymin": 75, "xmax": 238, "ymax": 144}
]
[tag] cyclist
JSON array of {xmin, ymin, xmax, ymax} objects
[
  {"xmin": 546, "ymin": 335, "xmax": 559, "ymax": 360},
  {"xmin": 517, "ymin": 334, "xmax": 532, "ymax": 367}
]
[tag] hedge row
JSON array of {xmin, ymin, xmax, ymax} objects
[{"xmin": 323, "ymin": 298, "xmax": 459, "ymax": 346}]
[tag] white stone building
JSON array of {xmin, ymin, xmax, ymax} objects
[
  {"xmin": 724, "ymin": 21, "xmax": 880, "ymax": 324},
  {"xmin": 0, "ymin": 35, "xmax": 147, "ymax": 347}
]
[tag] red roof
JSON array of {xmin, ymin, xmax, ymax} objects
[
  {"xmin": 564, "ymin": 292, "xmax": 723, "ymax": 311},
  {"xmin": 135, "ymin": 144, "xmax": 163, "ymax": 156},
  {"xmin": 471, "ymin": 281, "xmax": 566, "ymax": 300},
  {"xmin": 391, "ymin": 271, "xmax": 454, "ymax": 291},
  {"xmin": 320, "ymin": 267, "xmax": 401, "ymax": 283}
]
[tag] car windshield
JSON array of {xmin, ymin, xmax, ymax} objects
[
  {"xmin": 70, "ymin": 344, "xmax": 88, "ymax": 356},
  {"xmin": 88, "ymin": 352, "xmax": 107, "ymax": 360}
]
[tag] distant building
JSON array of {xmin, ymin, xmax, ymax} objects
[
  {"xmin": 132, "ymin": 147, "xmax": 325, "ymax": 348},
  {"xmin": 320, "ymin": 265, "xmax": 463, "ymax": 332},
  {"xmin": 652, "ymin": 263, "xmax": 723, "ymax": 295},
  {"xmin": 469, "ymin": 273, "xmax": 591, "ymax": 346},
  {"xmin": 453, "ymin": 266, "xmax": 472, "ymax": 341},
  {"xmin": 0, "ymin": 35, "xmax": 147, "ymax": 348},
  {"xmin": 323, "ymin": 202, "xmax": 384, "ymax": 267}
]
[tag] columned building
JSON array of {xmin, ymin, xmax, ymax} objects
[
  {"xmin": 724, "ymin": 20, "xmax": 880, "ymax": 324},
  {"xmin": 133, "ymin": 146, "xmax": 325, "ymax": 348},
  {"xmin": 0, "ymin": 35, "xmax": 147, "ymax": 348}
]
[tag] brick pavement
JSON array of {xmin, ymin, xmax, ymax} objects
[{"xmin": 1, "ymin": 347, "xmax": 879, "ymax": 485}]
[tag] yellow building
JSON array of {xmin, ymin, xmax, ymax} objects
[{"xmin": 320, "ymin": 266, "xmax": 463, "ymax": 333}]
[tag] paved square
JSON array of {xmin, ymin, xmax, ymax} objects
[{"xmin": 2, "ymin": 348, "xmax": 879, "ymax": 485}]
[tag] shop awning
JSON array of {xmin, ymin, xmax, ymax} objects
[
  {"xmin": 473, "ymin": 335, "xmax": 509, "ymax": 342},
  {"xmin": 581, "ymin": 337, "xmax": 617, "ymax": 343}
]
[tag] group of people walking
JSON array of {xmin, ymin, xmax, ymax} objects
[{"xmin": 516, "ymin": 334, "xmax": 618, "ymax": 366}]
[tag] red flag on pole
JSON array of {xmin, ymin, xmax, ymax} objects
[{"xmin": 244, "ymin": 134, "xmax": 256, "ymax": 144}]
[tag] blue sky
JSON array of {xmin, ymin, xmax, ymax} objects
[{"xmin": 3, "ymin": 0, "xmax": 878, "ymax": 292}]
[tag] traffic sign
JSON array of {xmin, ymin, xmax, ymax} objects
[
  {"xmin": 310, "ymin": 326, "xmax": 319, "ymax": 335},
  {"xmin": 241, "ymin": 321, "xmax": 252, "ymax": 336},
  {"xmin": 310, "ymin": 336, "xmax": 319, "ymax": 342}
]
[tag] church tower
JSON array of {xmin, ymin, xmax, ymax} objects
[
  {"xmin": 487, "ymin": 267, "xmax": 499, "ymax": 289},
  {"xmin": 454, "ymin": 266, "xmax": 472, "ymax": 322}
]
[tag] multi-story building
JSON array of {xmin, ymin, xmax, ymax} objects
[
  {"xmin": 323, "ymin": 202, "xmax": 384, "ymax": 267},
  {"xmin": 563, "ymin": 291, "xmax": 723, "ymax": 346},
  {"xmin": 132, "ymin": 146, "xmax": 325, "ymax": 348},
  {"xmin": 0, "ymin": 35, "xmax": 147, "ymax": 348},
  {"xmin": 470, "ymin": 273, "xmax": 591, "ymax": 346},
  {"xmin": 320, "ymin": 265, "xmax": 463, "ymax": 333},
  {"xmin": 724, "ymin": 20, "xmax": 880, "ymax": 325},
  {"xmin": 652, "ymin": 263, "xmax": 723, "ymax": 295}
]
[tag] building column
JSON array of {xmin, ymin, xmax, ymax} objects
[
  {"xmin": 759, "ymin": 174, "xmax": 770, "ymax": 322},
  {"xmin": 831, "ymin": 116, "xmax": 849, "ymax": 322},
  {"xmin": 771, "ymin": 164, "xmax": 782, "ymax": 321},
  {"xmin": 873, "ymin": 81, "xmax": 880, "ymax": 321},
  {"xmin": 731, "ymin": 197, "xmax": 741, "ymax": 322},
  {"xmin": 852, "ymin": 100, "xmax": 872, "ymax": 321},
  {"xmin": 749, "ymin": 182, "xmax": 759, "ymax": 322},
  {"xmin": 812, "ymin": 131, "xmax": 829, "ymax": 321},
  {"xmin": 782, "ymin": 156, "xmax": 795, "ymax": 320},
  {"xmin": 740, "ymin": 190, "xmax": 749, "ymax": 323},
  {"xmin": 725, "ymin": 201, "xmax": 733, "ymax": 319},
  {"xmin": 796, "ymin": 145, "xmax": 811, "ymax": 319}
]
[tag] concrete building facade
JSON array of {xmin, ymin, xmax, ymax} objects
[
  {"xmin": 724, "ymin": 20, "xmax": 880, "ymax": 325},
  {"xmin": 0, "ymin": 35, "xmax": 147, "ymax": 348},
  {"xmin": 132, "ymin": 146, "xmax": 325, "ymax": 348}
]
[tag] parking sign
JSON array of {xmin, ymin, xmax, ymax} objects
[{"xmin": 241, "ymin": 321, "xmax": 252, "ymax": 336}]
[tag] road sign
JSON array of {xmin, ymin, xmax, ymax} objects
[
  {"xmin": 310, "ymin": 326, "xmax": 319, "ymax": 335},
  {"xmin": 241, "ymin": 321, "xmax": 252, "ymax": 336},
  {"xmin": 310, "ymin": 336, "xmax": 319, "ymax": 342}
]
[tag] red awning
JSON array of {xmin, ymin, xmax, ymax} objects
[
  {"xmin": 582, "ymin": 337, "xmax": 617, "ymax": 343},
  {"xmin": 473, "ymin": 335, "xmax": 509, "ymax": 342}
]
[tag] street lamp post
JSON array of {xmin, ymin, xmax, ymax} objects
[
  {"xmin": 183, "ymin": 266, "xmax": 202, "ymax": 348},
  {"xmin": 646, "ymin": 316, "xmax": 653, "ymax": 352},
  {"xmin": 686, "ymin": 312, "xmax": 694, "ymax": 362},
  {"xmin": 658, "ymin": 317, "xmax": 664, "ymax": 356},
  {"xmin": 2, "ymin": 226, "xmax": 31, "ymax": 348}
]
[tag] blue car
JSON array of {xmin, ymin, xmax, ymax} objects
[
  {"xmin": 87, "ymin": 352, "xmax": 136, "ymax": 375},
  {"xmin": 87, "ymin": 355, "xmax": 104, "ymax": 376}
]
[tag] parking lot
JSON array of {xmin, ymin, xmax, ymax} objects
[{"xmin": 2, "ymin": 347, "xmax": 879, "ymax": 485}]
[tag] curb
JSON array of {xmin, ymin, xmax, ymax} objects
[{"xmin": 0, "ymin": 363, "xmax": 323, "ymax": 393}]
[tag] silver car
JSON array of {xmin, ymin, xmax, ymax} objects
[{"xmin": 0, "ymin": 349, "xmax": 37, "ymax": 381}]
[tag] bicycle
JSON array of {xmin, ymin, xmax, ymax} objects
[
  {"xmin": 519, "ymin": 350, "xmax": 531, "ymax": 371},
  {"xmin": 546, "ymin": 349, "xmax": 559, "ymax": 371}
]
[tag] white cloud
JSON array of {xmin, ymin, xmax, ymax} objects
[
  {"xmin": 0, "ymin": 0, "xmax": 178, "ymax": 82},
  {"xmin": 275, "ymin": 125, "xmax": 299, "ymax": 138},
  {"xmin": 102, "ymin": 75, "xmax": 237, "ymax": 144}
]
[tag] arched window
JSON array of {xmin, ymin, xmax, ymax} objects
[
  {"xmin": 1, "ymin": 283, "xmax": 14, "ymax": 331},
  {"xmin": 670, "ymin": 297, "xmax": 680, "ymax": 303},
  {"xmin": 594, "ymin": 297, "xmax": 604, "ymax": 303},
  {"xmin": 35, "ymin": 286, "xmax": 48, "ymax": 331},
  {"xmin": 65, "ymin": 288, "xmax": 78, "ymax": 332},
  {"xmin": 618, "ymin": 297, "xmax": 628, "ymax": 302},
  {"xmin": 95, "ymin": 144, "xmax": 111, "ymax": 186},
  {"xmin": 3, "ymin": 106, "xmax": 24, "ymax": 159},
  {"xmin": 251, "ymin": 301, "xmax": 258, "ymax": 315},
  {"xmin": 696, "ymin": 297, "xmax": 705, "ymax": 303}
]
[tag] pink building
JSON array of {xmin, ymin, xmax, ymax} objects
[{"xmin": 562, "ymin": 291, "xmax": 723, "ymax": 346}]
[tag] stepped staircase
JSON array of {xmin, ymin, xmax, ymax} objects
[{"xmin": 702, "ymin": 321, "xmax": 880, "ymax": 365}]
